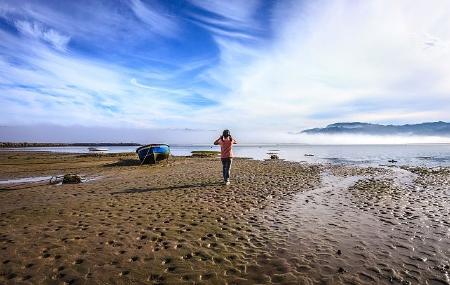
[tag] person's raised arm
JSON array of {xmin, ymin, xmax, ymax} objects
[
  {"xmin": 230, "ymin": 136, "xmax": 237, "ymax": 144},
  {"xmin": 214, "ymin": 136, "xmax": 223, "ymax": 145}
]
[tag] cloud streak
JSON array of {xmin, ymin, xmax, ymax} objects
[
  {"xmin": 129, "ymin": 0, "xmax": 178, "ymax": 38},
  {"xmin": 15, "ymin": 20, "xmax": 70, "ymax": 51}
]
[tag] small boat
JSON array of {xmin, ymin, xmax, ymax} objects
[
  {"xmin": 136, "ymin": 144, "xmax": 170, "ymax": 164},
  {"xmin": 88, "ymin": 147, "xmax": 108, "ymax": 151}
]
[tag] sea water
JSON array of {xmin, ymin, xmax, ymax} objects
[{"xmin": 2, "ymin": 144, "xmax": 450, "ymax": 167}]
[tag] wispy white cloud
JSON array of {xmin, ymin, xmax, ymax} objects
[
  {"xmin": 15, "ymin": 20, "xmax": 70, "ymax": 51},
  {"xmin": 0, "ymin": 0, "xmax": 179, "ymax": 51},
  {"xmin": 130, "ymin": 78, "xmax": 188, "ymax": 96},
  {"xmin": 188, "ymin": 0, "xmax": 263, "ymax": 42},
  {"xmin": 129, "ymin": 0, "xmax": 178, "ymax": 38},
  {"xmin": 189, "ymin": 0, "xmax": 260, "ymax": 27},
  {"xmin": 1, "ymin": 1, "xmax": 117, "ymax": 41},
  {"xmin": 187, "ymin": 0, "xmax": 266, "ymax": 92}
]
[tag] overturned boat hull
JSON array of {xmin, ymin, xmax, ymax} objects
[{"xmin": 136, "ymin": 144, "xmax": 170, "ymax": 164}]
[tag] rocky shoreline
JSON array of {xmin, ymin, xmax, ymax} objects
[
  {"xmin": 0, "ymin": 152, "xmax": 448, "ymax": 284},
  {"xmin": 0, "ymin": 142, "xmax": 141, "ymax": 148}
]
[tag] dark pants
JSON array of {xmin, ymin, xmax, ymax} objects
[{"xmin": 221, "ymin": 158, "xmax": 232, "ymax": 182}]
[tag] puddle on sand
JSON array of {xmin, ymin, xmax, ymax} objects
[
  {"xmin": 382, "ymin": 166, "xmax": 418, "ymax": 189},
  {"xmin": 0, "ymin": 175, "xmax": 103, "ymax": 185},
  {"xmin": 0, "ymin": 176, "xmax": 53, "ymax": 185}
]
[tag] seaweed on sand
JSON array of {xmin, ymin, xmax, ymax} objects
[{"xmin": 191, "ymin": 151, "xmax": 220, "ymax": 158}]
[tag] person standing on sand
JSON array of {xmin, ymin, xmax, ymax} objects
[{"xmin": 214, "ymin": 129, "xmax": 237, "ymax": 185}]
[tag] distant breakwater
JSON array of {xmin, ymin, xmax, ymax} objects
[{"xmin": 0, "ymin": 142, "xmax": 141, "ymax": 148}]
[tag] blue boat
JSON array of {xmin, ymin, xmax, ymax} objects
[{"xmin": 136, "ymin": 144, "xmax": 170, "ymax": 165}]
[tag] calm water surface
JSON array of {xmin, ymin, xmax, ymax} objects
[{"xmin": 3, "ymin": 144, "xmax": 450, "ymax": 167}]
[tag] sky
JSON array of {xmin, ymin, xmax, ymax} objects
[{"xmin": 1, "ymin": 0, "xmax": 450, "ymax": 143}]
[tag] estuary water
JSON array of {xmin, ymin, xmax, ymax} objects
[{"xmin": 2, "ymin": 144, "xmax": 450, "ymax": 167}]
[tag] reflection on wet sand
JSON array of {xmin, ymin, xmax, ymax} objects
[
  {"xmin": 0, "ymin": 152, "xmax": 448, "ymax": 284},
  {"xmin": 259, "ymin": 166, "xmax": 449, "ymax": 284}
]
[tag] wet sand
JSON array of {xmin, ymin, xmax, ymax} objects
[{"xmin": 0, "ymin": 152, "xmax": 449, "ymax": 284}]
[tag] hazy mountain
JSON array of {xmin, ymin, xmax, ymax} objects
[{"xmin": 302, "ymin": 121, "xmax": 450, "ymax": 136}]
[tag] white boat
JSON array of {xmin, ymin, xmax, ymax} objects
[{"xmin": 88, "ymin": 147, "xmax": 108, "ymax": 151}]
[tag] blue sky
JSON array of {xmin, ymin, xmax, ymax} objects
[{"xmin": 1, "ymin": 0, "xmax": 450, "ymax": 142}]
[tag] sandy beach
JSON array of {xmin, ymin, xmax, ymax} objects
[{"xmin": 0, "ymin": 152, "xmax": 449, "ymax": 284}]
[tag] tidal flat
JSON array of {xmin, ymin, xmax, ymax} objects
[{"xmin": 0, "ymin": 152, "xmax": 449, "ymax": 284}]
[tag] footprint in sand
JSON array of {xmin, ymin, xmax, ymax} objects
[{"xmin": 129, "ymin": 256, "xmax": 139, "ymax": 262}]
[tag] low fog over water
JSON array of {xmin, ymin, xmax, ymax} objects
[{"xmin": 2, "ymin": 125, "xmax": 450, "ymax": 145}]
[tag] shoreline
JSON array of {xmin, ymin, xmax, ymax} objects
[
  {"xmin": 2, "ymin": 144, "xmax": 450, "ymax": 169},
  {"xmin": 0, "ymin": 152, "xmax": 449, "ymax": 284},
  {"xmin": 0, "ymin": 142, "xmax": 141, "ymax": 148},
  {"xmin": 1, "ymin": 148, "xmax": 448, "ymax": 174}
]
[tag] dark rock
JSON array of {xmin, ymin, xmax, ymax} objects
[
  {"xmin": 270, "ymin": 154, "xmax": 279, "ymax": 160},
  {"xmin": 62, "ymin": 174, "xmax": 82, "ymax": 184}
]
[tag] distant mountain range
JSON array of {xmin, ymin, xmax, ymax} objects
[{"xmin": 302, "ymin": 121, "xmax": 450, "ymax": 136}]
